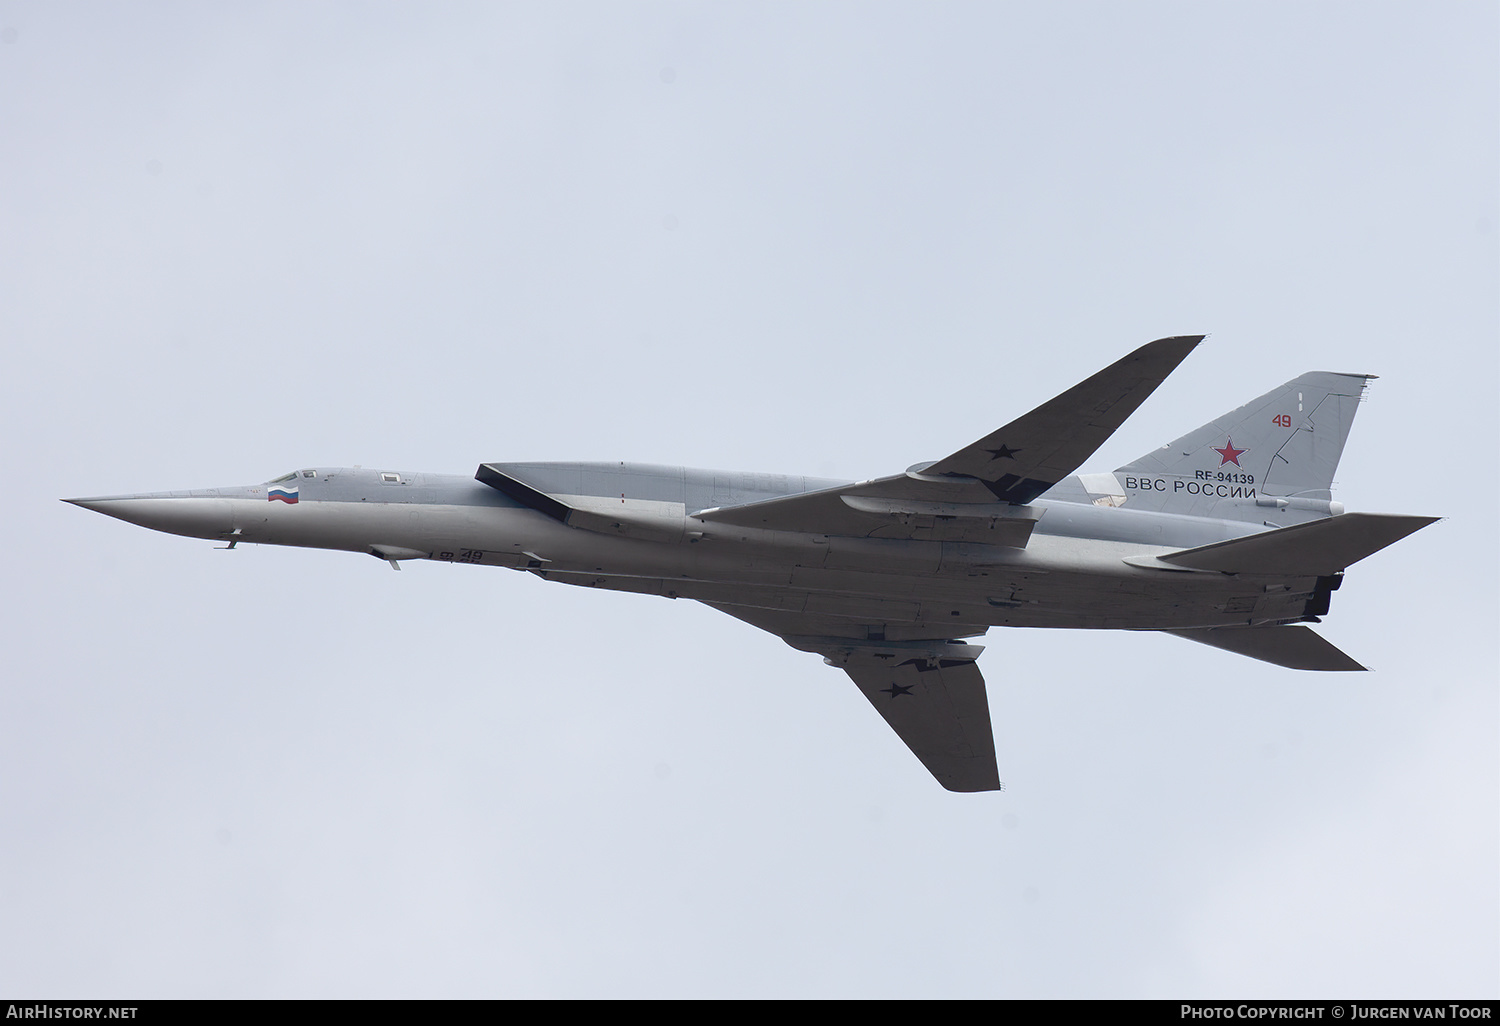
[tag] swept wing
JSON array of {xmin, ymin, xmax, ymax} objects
[
  {"xmin": 707, "ymin": 602, "xmax": 1000, "ymax": 792},
  {"xmin": 694, "ymin": 335, "xmax": 1201, "ymax": 537}
]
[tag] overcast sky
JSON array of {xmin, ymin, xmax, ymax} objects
[{"xmin": 2, "ymin": 1, "xmax": 1495, "ymax": 999}]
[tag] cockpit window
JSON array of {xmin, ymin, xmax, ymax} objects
[
  {"xmin": 268, "ymin": 472, "xmax": 299, "ymax": 484},
  {"xmin": 301, "ymin": 470, "xmax": 316, "ymax": 478}
]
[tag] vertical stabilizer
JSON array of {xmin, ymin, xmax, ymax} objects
[{"xmin": 1115, "ymin": 372, "xmax": 1372, "ymax": 523}]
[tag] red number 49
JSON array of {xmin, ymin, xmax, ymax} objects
[{"xmin": 1273, "ymin": 414, "xmax": 1293, "ymax": 428}]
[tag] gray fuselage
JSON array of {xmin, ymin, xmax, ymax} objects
[{"xmin": 71, "ymin": 462, "xmax": 1328, "ymax": 634}]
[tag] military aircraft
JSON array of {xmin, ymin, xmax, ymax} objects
[{"xmin": 65, "ymin": 337, "xmax": 1436, "ymax": 792}]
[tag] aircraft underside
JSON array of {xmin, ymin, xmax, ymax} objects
[{"xmin": 528, "ymin": 558, "xmax": 1333, "ymax": 634}]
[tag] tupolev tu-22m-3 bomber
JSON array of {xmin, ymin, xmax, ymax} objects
[{"xmin": 66, "ymin": 337, "xmax": 1437, "ymax": 792}]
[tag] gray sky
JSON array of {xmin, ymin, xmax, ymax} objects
[{"xmin": 2, "ymin": 1, "xmax": 1495, "ymax": 998}]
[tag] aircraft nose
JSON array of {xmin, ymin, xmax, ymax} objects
[{"xmin": 63, "ymin": 493, "xmax": 234, "ymax": 541}]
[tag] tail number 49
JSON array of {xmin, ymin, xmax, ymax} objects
[{"xmin": 1273, "ymin": 414, "xmax": 1293, "ymax": 428}]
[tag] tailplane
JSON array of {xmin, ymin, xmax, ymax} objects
[
  {"xmin": 1116, "ymin": 372, "xmax": 1373, "ymax": 524},
  {"xmin": 1129, "ymin": 512, "xmax": 1440, "ymax": 576},
  {"xmin": 1162, "ymin": 626, "xmax": 1366, "ymax": 671}
]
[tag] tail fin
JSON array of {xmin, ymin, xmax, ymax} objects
[{"xmin": 1115, "ymin": 371, "xmax": 1373, "ymax": 523}]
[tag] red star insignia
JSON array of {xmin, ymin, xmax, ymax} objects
[{"xmin": 1213, "ymin": 439, "xmax": 1247, "ymax": 467}]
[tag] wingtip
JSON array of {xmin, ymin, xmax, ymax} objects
[{"xmin": 1132, "ymin": 334, "xmax": 1204, "ymax": 369}]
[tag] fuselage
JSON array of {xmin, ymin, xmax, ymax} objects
[{"xmin": 66, "ymin": 462, "xmax": 1337, "ymax": 633}]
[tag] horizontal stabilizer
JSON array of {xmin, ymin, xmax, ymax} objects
[
  {"xmin": 1153, "ymin": 512, "xmax": 1438, "ymax": 576},
  {"xmin": 1163, "ymin": 625, "xmax": 1366, "ymax": 671}
]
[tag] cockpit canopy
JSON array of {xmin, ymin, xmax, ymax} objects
[{"xmin": 266, "ymin": 469, "xmax": 318, "ymax": 484}]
